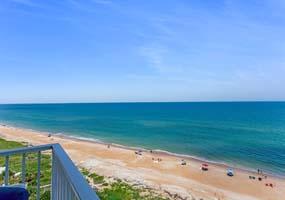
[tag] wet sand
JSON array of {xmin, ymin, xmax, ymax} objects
[{"xmin": 0, "ymin": 125, "xmax": 284, "ymax": 200}]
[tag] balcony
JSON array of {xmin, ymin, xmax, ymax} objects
[{"xmin": 0, "ymin": 143, "xmax": 100, "ymax": 200}]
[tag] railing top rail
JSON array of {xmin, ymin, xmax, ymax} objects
[
  {"xmin": 0, "ymin": 143, "xmax": 55, "ymax": 156},
  {"xmin": 52, "ymin": 143, "xmax": 100, "ymax": 200}
]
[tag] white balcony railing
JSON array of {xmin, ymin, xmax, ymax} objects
[{"xmin": 0, "ymin": 143, "xmax": 100, "ymax": 200}]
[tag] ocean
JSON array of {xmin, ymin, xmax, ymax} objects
[{"xmin": 0, "ymin": 102, "xmax": 284, "ymax": 177}]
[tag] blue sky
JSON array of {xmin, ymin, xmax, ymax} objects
[{"xmin": 0, "ymin": 0, "xmax": 285, "ymax": 103}]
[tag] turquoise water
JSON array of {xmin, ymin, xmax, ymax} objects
[{"xmin": 0, "ymin": 102, "xmax": 284, "ymax": 176}]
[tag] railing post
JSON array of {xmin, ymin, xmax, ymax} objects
[
  {"xmin": 22, "ymin": 153, "xmax": 26, "ymax": 184},
  {"xmin": 37, "ymin": 151, "xmax": 41, "ymax": 200},
  {"xmin": 52, "ymin": 144, "xmax": 100, "ymax": 200},
  {"xmin": 4, "ymin": 156, "xmax": 9, "ymax": 185},
  {"xmin": 51, "ymin": 150, "xmax": 57, "ymax": 200}
]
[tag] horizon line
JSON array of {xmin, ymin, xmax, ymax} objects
[{"xmin": 0, "ymin": 100, "xmax": 285, "ymax": 105}]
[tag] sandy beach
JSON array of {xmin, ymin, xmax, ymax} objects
[{"xmin": 0, "ymin": 124, "xmax": 284, "ymax": 200}]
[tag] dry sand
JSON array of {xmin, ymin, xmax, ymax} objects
[{"xmin": 0, "ymin": 125, "xmax": 284, "ymax": 200}]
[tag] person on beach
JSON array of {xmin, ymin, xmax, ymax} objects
[{"xmin": 152, "ymin": 158, "xmax": 162, "ymax": 162}]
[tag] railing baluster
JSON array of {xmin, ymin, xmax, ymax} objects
[
  {"xmin": 62, "ymin": 173, "xmax": 65, "ymax": 200},
  {"xmin": 51, "ymin": 151, "xmax": 57, "ymax": 200},
  {"xmin": 21, "ymin": 153, "xmax": 26, "ymax": 184},
  {"xmin": 58, "ymin": 166, "xmax": 61, "ymax": 200},
  {"xmin": 67, "ymin": 181, "xmax": 71, "ymax": 200},
  {"xmin": 4, "ymin": 156, "xmax": 9, "ymax": 185},
  {"xmin": 64, "ymin": 176, "xmax": 68, "ymax": 200},
  {"xmin": 63, "ymin": 171, "xmax": 66, "ymax": 200},
  {"xmin": 55, "ymin": 156, "xmax": 60, "ymax": 200},
  {"xmin": 36, "ymin": 151, "xmax": 41, "ymax": 200},
  {"xmin": 57, "ymin": 160, "xmax": 60, "ymax": 200},
  {"xmin": 71, "ymin": 191, "xmax": 76, "ymax": 200}
]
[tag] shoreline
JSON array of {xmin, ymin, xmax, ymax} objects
[
  {"xmin": 1, "ymin": 123, "xmax": 283, "ymax": 180},
  {"xmin": 0, "ymin": 124, "xmax": 284, "ymax": 200},
  {"xmin": 59, "ymin": 133, "xmax": 284, "ymax": 180}
]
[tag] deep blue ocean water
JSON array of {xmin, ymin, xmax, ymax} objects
[{"xmin": 0, "ymin": 102, "xmax": 284, "ymax": 176}]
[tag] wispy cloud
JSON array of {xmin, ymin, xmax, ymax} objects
[
  {"xmin": 1, "ymin": 0, "xmax": 285, "ymax": 101},
  {"xmin": 138, "ymin": 1, "xmax": 284, "ymax": 70}
]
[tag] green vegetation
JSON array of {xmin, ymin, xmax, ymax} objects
[
  {"xmin": 0, "ymin": 138, "xmax": 169, "ymax": 200},
  {"xmin": 89, "ymin": 173, "xmax": 105, "ymax": 184},
  {"xmin": 81, "ymin": 169, "xmax": 169, "ymax": 200},
  {"xmin": 99, "ymin": 181, "xmax": 168, "ymax": 200},
  {"xmin": 0, "ymin": 138, "xmax": 24, "ymax": 149}
]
